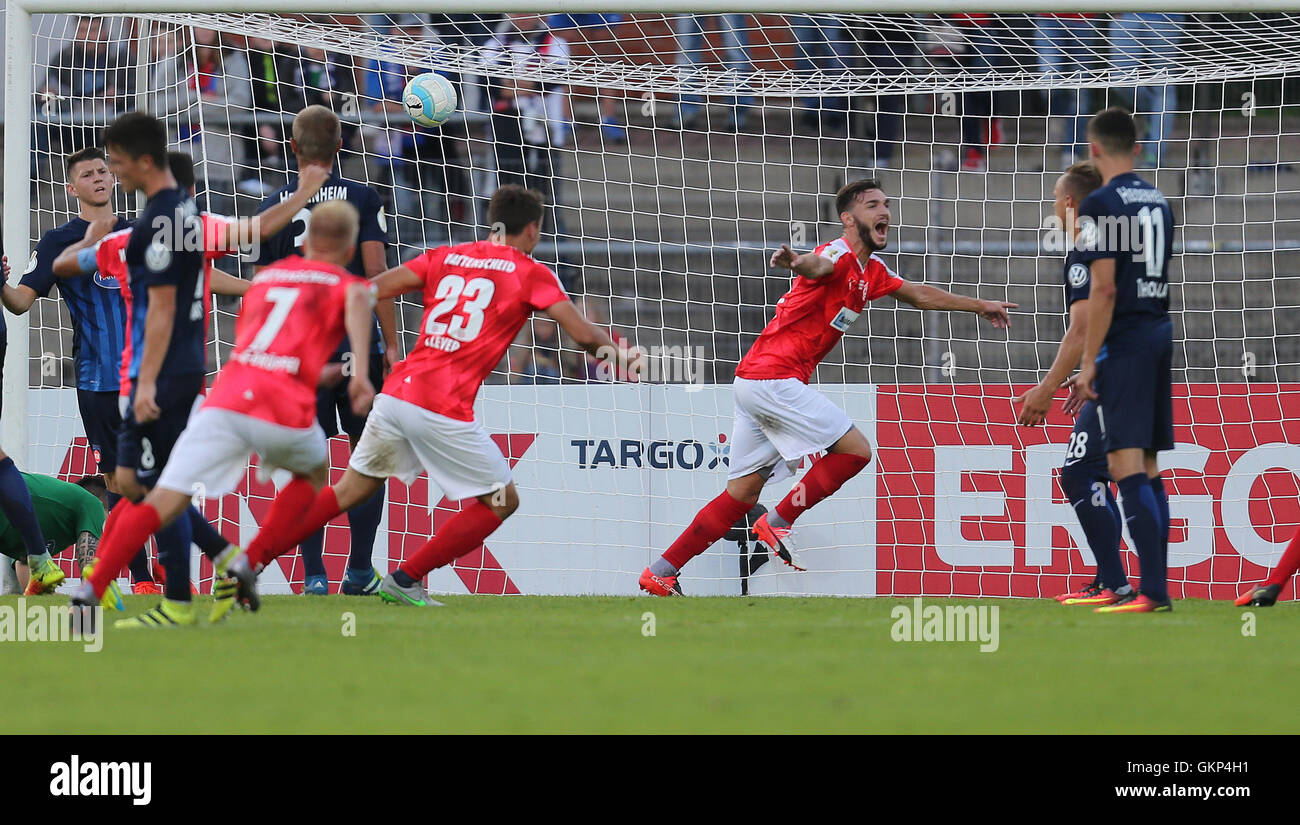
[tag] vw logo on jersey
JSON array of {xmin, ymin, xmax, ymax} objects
[
  {"xmin": 144, "ymin": 241, "xmax": 172, "ymax": 273},
  {"xmin": 93, "ymin": 271, "xmax": 122, "ymax": 290},
  {"xmin": 1068, "ymin": 263, "xmax": 1090, "ymax": 289}
]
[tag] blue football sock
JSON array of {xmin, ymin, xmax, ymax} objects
[
  {"xmin": 1149, "ymin": 474, "xmax": 1170, "ymax": 569},
  {"xmin": 346, "ymin": 486, "xmax": 384, "ymax": 573},
  {"xmin": 186, "ymin": 506, "xmax": 229, "ymax": 559},
  {"xmin": 0, "ymin": 457, "xmax": 48, "ymax": 560},
  {"xmin": 1060, "ymin": 465, "xmax": 1127, "ymax": 592},
  {"xmin": 1118, "ymin": 473, "xmax": 1167, "ymax": 602},
  {"xmin": 299, "ymin": 529, "xmax": 327, "ymax": 578},
  {"xmin": 156, "ymin": 510, "xmax": 195, "ymax": 603}
]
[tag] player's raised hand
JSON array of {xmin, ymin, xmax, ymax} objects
[
  {"xmin": 84, "ymin": 215, "xmax": 117, "ymax": 245},
  {"xmin": 348, "ymin": 373, "xmax": 375, "ymax": 418},
  {"xmin": 1012, "ymin": 381, "xmax": 1054, "ymax": 427},
  {"xmin": 297, "ymin": 163, "xmax": 331, "ymax": 199},
  {"xmin": 770, "ymin": 244, "xmax": 798, "ymax": 270},
  {"xmin": 978, "ymin": 300, "xmax": 1017, "ymax": 329}
]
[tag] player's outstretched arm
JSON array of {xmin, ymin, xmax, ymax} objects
[
  {"xmin": 209, "ymin": 268, "xmax": 251, "ymax": 297},
  {"xmin": 1013, "ymin": 300, "xmax": 1089, "ymax": 427},
  {"xmin": 51, "ymin": 216, "xmax": 118, "ymax": 279},
  {"xmin": 770, "ymin": 244, "xmax": 834, "ymax": 280},
  {"xmin": 545, "ymin": 299, "xmax": 646, "ymax": 378},
  {"xmin": 890, "ymin": 281, "xmax": 1016, "ymax": 329},
  {"xmin": 212, "ymin": 165, "xmax": 332, "ymax": 254},
  {"xmin": 1070, "ymin": 258, "xmax": 1116, "ymax": 403},
  {"xmin": 370, "ymin": 264, "xmax": 423, "ymax": 301},
  {"xmin": 344, "ymin": 282, "xmax": 378, "ymax": 416}
]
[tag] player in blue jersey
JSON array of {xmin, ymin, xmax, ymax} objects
[
  {"xmin": 251, "ymin": 104, "xmax": 395, "ymax": 596},
  {"xmin": 1015, "ymin": 159, "xmax": 1133, "ymax": 606},
  {"xmin": 1, "ymin": 147, "xmax": 157, "ymax": 591},
  {"xmin": 75, "ymin": 112, "xmax": 250, "ymax": 627},
  {"xmin": 1070, "ymin": 107, "xmax": 1176, "ymax": 614}
]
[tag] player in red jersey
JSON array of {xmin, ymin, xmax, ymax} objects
[
  {"xmin": 240, "ymin": 185, "xmax": 643, "ymax": 605},
  {"xmin": 639, "ymin": 178, "xmax": 1017, "ymax": 596},
  {"xmin": 72, "ymin": 200, "xmax": 376, "ymax": 623}
]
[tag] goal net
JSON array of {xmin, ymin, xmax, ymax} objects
[{"xmin": 8, "ymin": 9, "xmax": 1300, "ymax": 598}]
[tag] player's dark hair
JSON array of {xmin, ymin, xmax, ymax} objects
[
  {"xmin": 167, "ymin": 151, "xmax": 196, "ymax": 190},
  {"xmin": 73, "ymin": 475, "xmax": 109, "ymax": 510},
  {"xmin": 64, "ymin": 147, "xmax": 106, "ymax": 175},
  {"xmin": 102, "ymin": 111, "xmax": 168, "ymax": 168},
  {"xmin": 488, "ymin": 185, "xmax": 545, "ymax": 235},
  {"xmin": 1087, "ymin": 107, "xmax": 1138, "ymax": 156},
  {"xmin": 1060, "ymin": 160, "xmax": 1103, "ymax": 201},
  {"xmin": 292, "ymin": 105, "xmax": 342, "ymax": 164},
  {"xmin": 835, "ymin": 178, "xmax": 884, "ymax": 215}
]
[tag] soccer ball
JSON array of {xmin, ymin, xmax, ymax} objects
[{"xmin": 402, "ymin": 72, "xmax": 458, "ymax": 128}]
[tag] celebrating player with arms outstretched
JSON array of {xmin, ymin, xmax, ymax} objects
[
  {"xmin": 640, "ymin": 178, "xmax": 1016, "ymax": 596},
  {"xmin": 1070, "ymin": 107, "xmax": 1177, "ymax": 615},
  {"xmin": 73, "ymin": 200, "xmax": 376, "ymax": 624},
  {"xmin": 241, "ymin": 185, "xmax": 642, "ymax": 606},
  {"xmin": 1014, "ymin": 160, "xmax": 1133, "ymax": 606}
]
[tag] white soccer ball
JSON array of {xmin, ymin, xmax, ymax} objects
[{"xmin": 402, "ymin": 72, "xmax": 458, "ymax": 128}]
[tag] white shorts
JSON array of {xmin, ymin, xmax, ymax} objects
[
  {"xmin": 349, "ymin": 394, "xmax": 512, "ymax": 501},
  {"xmin": 156, "ymin": 407, "xmax": 329, "ymax": 498},
  {"xmin": 727, "ymin": 377, "xmax": 855, "ymax": 481}
]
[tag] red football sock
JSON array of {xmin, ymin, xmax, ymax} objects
[
  {"xmin": 399, "ymin": 500, "xmax": 502, "ymax": 580},
  {"xmin": 774, "ymin": 453, "xmax": 869, "ymax": 526},
  {"xmin": 88, "ymin": 502, "xmax": 161, "ymax": 598},
  {"xmin": 1266, "ymin": 523, "xmax": 1300, "ymax": 589},
  {"xmin": 662, "ymin": 491, "xmax": 752, "ymax": 571},
  {"xmin": 246, "ymin": 480, "xmax": 334, "ymax": 568}
]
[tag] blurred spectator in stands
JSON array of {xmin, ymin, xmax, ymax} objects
[
  {"xmin": 148, "ymin": 28, "xmax": 252, "ymax": 211},
  {"xmin": 38, "ymin": 16, "xmax": 133, "ymax": 170},
  {"xmin": 674, "ymin": 14, "xmax": 755, "ymax": 133},
  {"xmin": 576, "ymin": 298, "xmax": 632, "ymax": 381},
  {"xmin": 292, "ymin": 45, "xmax": 361, "ymax": 153},
  {"xmin": 852, "ymin": 16, "xmax": 915, "ymax": 168},
  {"xmin": 789, "ymin": 16, "xmax": 855, "ymax": 134},
  {"xmin": 951, "ymin": 13, "xmax": 1009, "ymax": 172},
  {"xmin": 1035, "ymin": 14, "xmax": 1102, "ymax": 168},
  {"xmin": 364, "ymin": 14, "xmax": 470, "ymax": 247},
  {"xmin": 237, "ymin": 36, "xmax": 305, "ymax": 196},
  {"xmin": 1112, "ymin": 13, "xmax": 1185, "ymax": 167},
  {"xmin": 486, "ymin": 15, "xmax": 574, "ymax": 148},
  {"xmin": 428, "ymin": 14, "xmax": 501, "ymax": 114},
  {"xmin": 549, "ymin": 14, "xmax": 628, "ymax": 142},
  {"xmin": 509, "ymin": 318, "xmax": 564, "ymax": 384}
]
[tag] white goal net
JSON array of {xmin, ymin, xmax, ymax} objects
[{"xmin": 6, "ymin": 9, "xmax": 1300, "ymax": 598}]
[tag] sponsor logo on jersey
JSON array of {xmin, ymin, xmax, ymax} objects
[
  {"xmin": 1067, "ymin": 263, "xmax": 1089, "ymax": 289},
  {"xmin": 93, "ymin": 272, "xmax": 122, "ymax": 290},
  {"xmin": 829, "ymin": 306, "xmax": 860, "ymax": 332},
  {"xmin": 1136, "ymin": 279, "xmax": 1169, "ymax": 299},
  {"xmin": 143, "ymin": 241, "xmax": 172, "ymax": 273}
]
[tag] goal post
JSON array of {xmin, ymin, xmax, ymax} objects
[{"xmin": 5, "ymin": 4, "xmax": 1300, "ymax": 598}]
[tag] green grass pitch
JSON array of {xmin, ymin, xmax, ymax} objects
[{"xmin": 4, "ymin": 594, "xmax": 1297, "ymax": 733}]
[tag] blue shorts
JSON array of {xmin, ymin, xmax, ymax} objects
[
  {"xmin": 1095, "ymin": 319, "xmax": 1175, "ymax": 453},
  {"xmin": 1063, "ymin": 400, "xmax": 1111, "ymax": 479},
  {"xmin": 77, "ymin": 389, "xmax": 123, "ymax": 474},
  {"xmin": 118, "ymin": 373, "xmax": 205, "ymax": 486},
  {"xmin": 317, "ymin": 350, "xmax": 385, "ymax": 439}
]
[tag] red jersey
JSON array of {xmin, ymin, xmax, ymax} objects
[
  {"xmin": 735, "ymin": 238, "xmax": 904, "ymax": 383},
  {"xmin": 384, "ymin": 240, "xmax": 569, "ymax": 421},
  {"xmin": 204, "ymin": 256, "xmax": 365, "ymax": 428},
  {"xmin": 104, "ymin": 213, "xmax": 234, "ymax": 397}
]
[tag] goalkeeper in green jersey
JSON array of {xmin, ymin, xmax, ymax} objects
[{"xmin": 0, "ymin": 473, "xmax": 122, "ymax": 608}]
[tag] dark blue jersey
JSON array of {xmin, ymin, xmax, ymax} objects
[
  {"xmin": 125, "ymin": 188, "xmax": 206, "ymax": 380},
  {"xmin": 252, "ymin": 171, "xmax": 389, "ymax": 356},
  {"xmin": 1076, "ymin": 171, "xmax": 1175, "ymax": 349},
  {"xmin": 21, "ymin": 216, "xmax": 133, "ymax": 391},
  {"xmin": 1062, "ymin": 249, "xmax": 1091, "ymax": 310}
]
